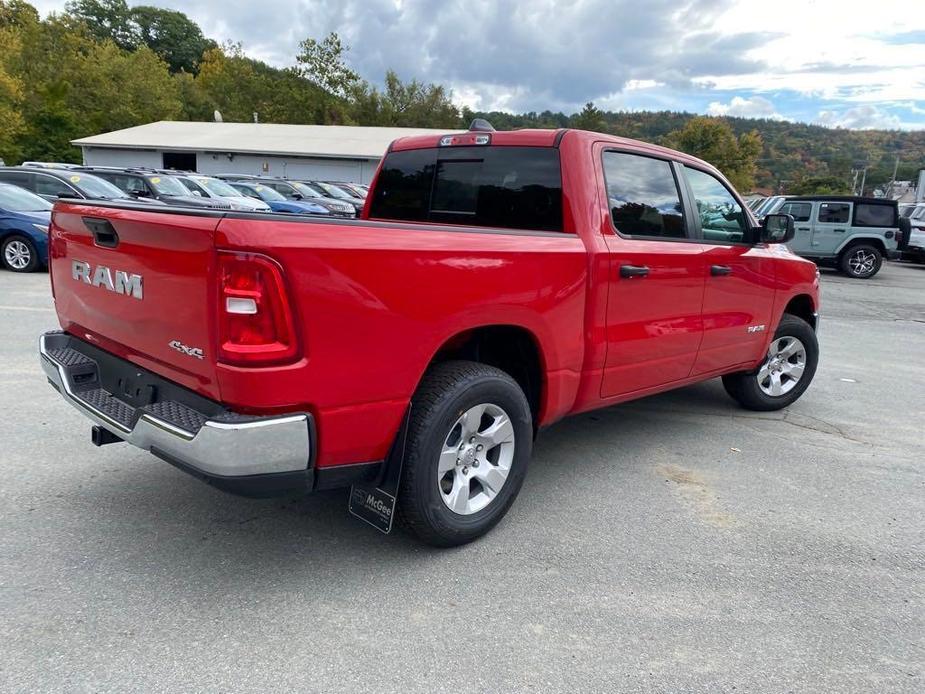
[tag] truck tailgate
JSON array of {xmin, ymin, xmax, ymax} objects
[{"xmin": 50, "ymin": 203, "xmax": 222, "ymax": 399}]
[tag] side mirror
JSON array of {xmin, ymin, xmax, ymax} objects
[
  {"xmin": 291, "ymin": 193, "xmax": 303, "ymax": 200},
  {"xmin": 761, "ymin": 213, "xmax": 795, "ymax": 244},
  {"xmin": 191, "ymin": 190, "xmax": 202, "ymax": 197}
]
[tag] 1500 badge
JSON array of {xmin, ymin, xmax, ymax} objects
[{"xmin": 168, "ymin": 340, "xmax": 205, "ymax": 360}]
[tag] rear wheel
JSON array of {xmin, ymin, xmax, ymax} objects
[
  {"xmin": 1, "ymin": 235, "xmax": 39, "ymax": 273},
  {"xmin": 722, "ymin": 314, "xmax": 818, "ymax": 411},
  {"xmin": 839, "ymin": 243, "xmax": 882, "ymax": 279},
  {"xmin": 398, "ymin": 361, "xmax": 532, "ymax": 547}
]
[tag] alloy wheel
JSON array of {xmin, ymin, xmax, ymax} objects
[
  {"xmin": 4, "ymin": 240, "xmax": 32, "ymax": 270},
  {"xmin": 437, "ymin": 403, "xmax": 515, "ymax": 515},
  {"xmin": 848, "ymin": 249, "xmax": 877, "ymax": 277},
  {"xmin": 757, "ymin": 336, "xmax": 807, "ymax": 397}
]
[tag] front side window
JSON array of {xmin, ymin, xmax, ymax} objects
[
  {"xmin": 778, "ymin": 202, "xmax": 812, "ymax": 222},
  {"xmin": 684, "ymin": 167, "xmax": 749, "ymax": 242},
  {"xmin": 370, "ymin": 146, "xmax": 563, "ymax": 232},
  {"xmin": 603, "ymin": 152, "xmax": 686, "ymax": 239},
  {"xmin": 855, "ymin": 203, "xmax": 896, "ymax": 228}
]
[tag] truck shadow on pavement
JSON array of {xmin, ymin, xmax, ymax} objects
[{"xmin": 56, "ymin": 377, "xmax": 794, "ymax": 602}]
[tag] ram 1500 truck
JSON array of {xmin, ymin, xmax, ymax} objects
[{"xmin": 39, "ymin": 125, "xmax": 820, "ymax": 546}]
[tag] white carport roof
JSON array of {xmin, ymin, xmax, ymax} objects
[{"xmin": 71, "ymin": 121, "xmax": 462, "ymax": 160}]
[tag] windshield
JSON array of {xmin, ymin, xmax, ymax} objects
[
  {"xmin": 291, "ymin": 182, "xmax": 323, "ymax": 198},
  {"xmin": 238, "ymin": 184, "xmax": 286, "ymax": 202},
  {"xmin": 148, "ymin": 175, "xmax": 191, "ymax": 196},
  {"xmin": 193, "ymin": 177, "xmax": 241, "ymax": 198},
  {"xmin": 313, "ymin": 181, "xmax": 354, "ymax": 200},
  {"xmin": 0, "ymin": 184, "xmax": 53, "ymax": 211},
  {"xmin": 71, "ymin": 174, "xmax": 129, "ymax": 199}
]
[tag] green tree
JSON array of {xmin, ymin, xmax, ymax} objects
[
  {"xmin": 130, "ymin": 5, "xmax": 214, "ymax": 73},
  {"xmin": 64, "ymin": 0, "xmax": 135, "ymax": 49},
  {"xmin": 789, "ymin": 175, "xmax": 852, "ymax": 195},
  {"xmin": 665, "ymin": 116, "xmax": 763, "ymax": 191},
  {"xmin": 0, "ymin": 26, "xmax": 26, "ymax": 162},
  {"xmin": 350, "ymin": 70, "xmax": 459, "ymax": 127},
  {"xmin": 572, "ymin": 101, "xmax": 606, "ymax": 132},
  {"xmin": 295, "ymin": 32, "xmax": 360, "ymax": 99}
]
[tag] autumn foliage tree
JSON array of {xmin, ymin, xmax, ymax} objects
[{"xmin": 665, "ymin": 116, "xmax": 763, "ymax": 191}]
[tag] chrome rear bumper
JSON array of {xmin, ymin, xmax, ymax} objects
[{"xmin": 40, "ymin": 332, "xmax": 313, "ymax": 493}]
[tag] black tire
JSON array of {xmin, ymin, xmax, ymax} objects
[
  {"xmin": 398, "ymin": 361, "xmax": 533, "ymax": 547},
  {"xmin": 1, "ymin": 234, "xmax": 40, "ymax": 273},
  {"xmin": 839, "ymin": 243, "xmax": 882, "ymax": 279},
  {"xmin": 722, "ymin": 314, "xmax": 818, "ymax": 412}
]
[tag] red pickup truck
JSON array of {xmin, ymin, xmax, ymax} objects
[{"xmin": 40, "ymin": 124, "xmax": 820, "ymax": 546}]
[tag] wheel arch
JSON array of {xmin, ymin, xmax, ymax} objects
[
  {"xmin": 782, "ymin": 293, "xmax": 817, "ymax": 331},
  {"xmin": 421, "ymin": 324, "xmax": 547, "ymax": 427},
  {"xmin": 835, "ymin": 235, "xmax": 888, "ymax": 256}
]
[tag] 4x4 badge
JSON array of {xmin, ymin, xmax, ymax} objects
[{"xmin": 168, "ymin": 340, "xmax": 205, "ymax": 360}]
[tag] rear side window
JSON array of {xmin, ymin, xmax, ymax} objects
[
  {"xmin": 0, "ymin": 171, "xmax": 32, "ymax": 189},
  {"xmin": 602, "ymin": 152, "xmax": 686, "ymax": 239},
  {"xmin": 855, "ymin": 203, "xmax": 896, "ymax": 228},
  {"xmin": 778, "ymin": 202, "xmax": 812, "ymax": 222},
  {"xmin": 370, "ymin": 146, "xmax": 563, "ymax": 232},
  {"xmin": 818, "ymin": 202, "xmax": 850, "ymax": 224}
]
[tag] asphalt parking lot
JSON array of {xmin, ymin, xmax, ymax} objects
[{"xmin": 1, "ymin": 262, "xmax": 922, "ymax": 693}]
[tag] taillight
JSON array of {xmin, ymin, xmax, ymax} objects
[{"xmin": 217, "ymin": 251, "xmax": 299, "ymax": 366}]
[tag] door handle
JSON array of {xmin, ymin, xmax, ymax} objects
[
  {"xmin": 710, "ymin": 264, "xmax": 733, "ymax": 276},
  {"xmin": 619, "ymin": 264, "xmax": 650, "ymax": 278},
  {"xmin": 797, "ymin": 226, "xmax": 810, "ymax": 231},
  {"xmin": 833, "ymin": 228, "xmax": 845, "ymax": 233}
]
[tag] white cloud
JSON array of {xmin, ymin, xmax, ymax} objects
[
  {"xmin": 707, "ymin": 96, "xmax": 785, "ymax": 119},
  {"xmin": 817, "ymin": 105, "xmax": 902, "ymax": 130}
]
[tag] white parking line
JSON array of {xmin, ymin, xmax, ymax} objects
[{"xmin": 0, "ymin": 305, "xmax": 54, "ymax": 313}]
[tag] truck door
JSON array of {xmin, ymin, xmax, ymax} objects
[
  {"xmin": 600, "ymin": 150, "xmax": 706, "ymax": 398},
  {"xmin": 680, "ymin": 166, "xmax": 776, "ymax": 375},
  {"xmin": 777, "ymin": 201, "xmax": 814, "ymax": 255},
  {"xmin": 812, "ymin": 201, "xmax": 852, "ymax": 255}
]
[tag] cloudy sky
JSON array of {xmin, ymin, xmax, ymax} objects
[{"xmin": 31, "ymin": 0, "xmax": 925, "ymax": 129}]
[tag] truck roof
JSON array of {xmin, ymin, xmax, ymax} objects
[{"xmin": 387, "ymin": 128, "xmax": 721, "ymax": 173}]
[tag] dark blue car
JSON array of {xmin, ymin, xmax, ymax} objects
[
  {"xmin": 229, "ymin": 182, "xmax": 331, "ymax": 216},
  {"xmin": 0, "ymin": 183, "xmax": 51, "ymax": 272}
]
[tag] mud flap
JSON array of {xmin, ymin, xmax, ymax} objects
[{"xmin": 348, "ymin": 408, "xmax": 410, "ymax": 534}]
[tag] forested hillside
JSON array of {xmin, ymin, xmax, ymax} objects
[{"xmin": 1, "ymin": 0, "xmax": 922, "ymax": 194}]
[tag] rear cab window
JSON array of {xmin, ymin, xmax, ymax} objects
[
  {"xmin": 369, "ymin": 146, "xmax": 564, "ymax": 232},
  {"xmin": 601, "ymin": 151, "xmax": 687, "ymax": 239}
]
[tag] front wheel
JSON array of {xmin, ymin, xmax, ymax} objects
[
  {"xmin": 398, "ymin": 361, "xmax": 533, "ymax": 547},
  {"xmin": 840, "ymin": 244, "xmax": 882, "ymax": 279},
  {"xmin": 2, "ymin": 235, "xmax": 40, "ymax": 273},
  {"xmin": 722, "ymin": 314, "xmax": 819, "ymax": 411}
]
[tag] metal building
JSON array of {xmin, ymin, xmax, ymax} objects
[{"xmin": 71, "ymin": 121, "xmax": 461, "ymax": 184}]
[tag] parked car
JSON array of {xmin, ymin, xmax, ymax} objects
[
  {"xmin": 0, "ymin": 166, "xmax": 145, "ymax": 204},
  {"xmin": 776, "ymin": 196, "xmax": 907, "ymax": 278},
  {"xmin": 217, "ymin": 175, "xmax": 356, "ymax": 217},
  {"xmin": 227, "ymin": 181, "xmax": 331, "ymax": 215},
  {"xmin": 0, "ymin": 183, "xmax": 50, "ymax": 272},
  {"xmin": 39, "ymin": 124, "xmax": 819, "ymax": 546},
  {"xmin": 75, "ymin": 167, "xmax": 232, "ymax": 210},
  {"xmin": 753, "ymin": 195, "xmax": 790, "ymax": 219},
  {"xmin": 168, "ymin": 173, "xmax": 271, "ymax": 212},
  {"xmin": 322, "ymin": 181, "xmax": 367, "ymax": 199},
  {"xmin": 305, "ymin": 180, "xmax": 365, "ymax": 212},
  {"xmin": 900, "ymin": 203, "xmax": 925, "ymax": 263},
  {"xmin": 21, "ymin": 161, "xmax": 83, "ymax": 170}
]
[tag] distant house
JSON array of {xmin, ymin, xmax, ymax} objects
[{"xmin": 71, "ymin": 121, "xmax": 464, "ymax": 184}]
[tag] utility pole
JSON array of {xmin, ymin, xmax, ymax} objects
[
  {"xmin": 887, "ymin": 156, "xmax": 900, "ymax": 198},
  {"xmin": 859, "ymin": 167, "xmax": 867, "ymax": 197}
]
